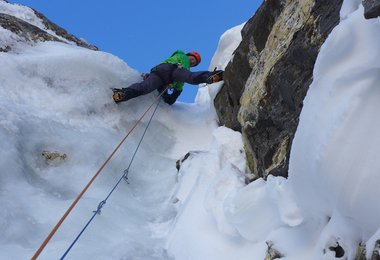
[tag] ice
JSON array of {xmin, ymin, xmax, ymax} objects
[{"xmin": 2, "ymin": 1, "xmax": 380, "ymax": 259}]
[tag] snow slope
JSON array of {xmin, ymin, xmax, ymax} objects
[
  {"xmin": 1, "ymin": 0, "xmax": 380, "ymax": 259},
  {"xmin": 0, "ymin": 2, "xmax": 231, "ymax": 258},
  {"xmin": 167, "ymin": 1, "xmax": 380, "ymax": 260}
]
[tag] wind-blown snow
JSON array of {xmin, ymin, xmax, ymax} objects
[
  {"xmin": 0, "ymin": 1, "xmax": 46, "ymax": 29},
  {"xmin": 289, "ymin": 3, "xmax": 380, "ymax": 258},
  {"xmin": 1, "ymin": 0, "xmax": 380, "ymax": 259},
  {"xmin": 0, "ymin": 0, "xmax": 87, "ymax": 47},
  {"xmin": 195, "ymin": 23, "xmax": 244, "ymax": 106}
]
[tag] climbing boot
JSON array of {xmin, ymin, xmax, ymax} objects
[{"xmin": 112, "ymin": 87, "xmax": 145, "ymax": 103}]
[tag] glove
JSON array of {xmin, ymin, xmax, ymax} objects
[
  {"xmin": 206, "ymin": 70, "xmax": 224, "ymax": 84},
  {"xmin": 162, "ymin": 89, "xmax": 182, "ymax": 105}
]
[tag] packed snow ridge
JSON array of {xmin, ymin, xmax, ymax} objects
[{"xmin": 1, "ymin": 0, "xmax": 380, "ymax": 259}]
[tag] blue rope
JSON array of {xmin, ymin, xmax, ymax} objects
[{"xmin": 60, "ymin": 99, "xmax": 161, "ymax": 259}]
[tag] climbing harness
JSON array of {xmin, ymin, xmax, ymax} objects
[{"xmin": 32, "ymin": 86, "xmax": 169, "ymax": 260}]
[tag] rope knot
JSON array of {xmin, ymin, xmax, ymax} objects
[
  {"xmin": 123, "ymin": 169, "xmax": 130, "ymax": 184},
  {"xmin": 93, "ymin": 200, "xmax": 106, "ymax": 215}
]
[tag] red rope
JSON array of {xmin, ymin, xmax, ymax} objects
[{"xmin": 32, "ymin": 89, "xmax": 168, "ymax": 259}]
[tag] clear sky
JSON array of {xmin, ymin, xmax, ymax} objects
[{"xmin": 9, "ymin": 0, "xmax": 261, "ymax": 102}]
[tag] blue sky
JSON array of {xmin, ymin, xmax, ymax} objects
[{"xmin": 10, "ymin": 0, "xmax": 261, "ymax": 102}]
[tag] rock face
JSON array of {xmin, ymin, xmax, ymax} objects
[
  {"xmin": 0, "ymin": 4, "xmax": 97, "ymax": 52},
  {"xmin": 32, "ymin": 9, "xmax": 98, "ymax": 50},
  {"xmin": 0, "ymin": 13, "xmax": 61, "ymax": 46},
  {"xmin": 363, "ymin": 0, "xmax": 380, "ymax": 19},
  {"xmin": 354, "ymin": 240, "xmax": 380, "ymax": 260},
  {"xmin": 214, "ymin": 0, "xmax": 343, "ymax": 179}
]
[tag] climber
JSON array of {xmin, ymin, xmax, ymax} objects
[{"xmin": 112, "ymin": 50, "xmax": 224, "ymax": 105}]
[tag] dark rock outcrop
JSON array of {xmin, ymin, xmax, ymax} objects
[
  {"xmin": 0, "ymin": 3, "xmax": 97, "ymax": 52},
  {"xmin": 0, "ymin": 13, "xmax": 62, "ymax": 44},
  {"xmin": 176, "ymin": 152, "xmax": 191, "ymax": 171},
  {"xmin": 363, "ymin": 0, "xmax": 380, "ymax": 19},
  {"xmin": 354, "ymin": 240, "xmax": 380, "ymax": 260},
  {"xmin": 0, "ymin": 45, "xmax": 11, "ymax": 52},
  {"xmin": 371, "ymin": 240, "xmax": 380, "ymax": 260},
  {"xmin": 32, "ymin": 9, "xmax": 98, "ymax": 50},
  {"xmin": 328, "ymin": 242, "xmax": 345, "ymax": 258},
  {"xmin": 355, "ymin": 243, "xmax": 367, "ymax": 260},
  {"xmin": 214, "ymin": 0, "xmax": 343, "ymax": 179},
  {"xmin": 214, "ymin": 1, "xmax": 285, "ymax": 132},
  {"xmin": 264, "ymin": 241, "xmax": 282, "ymax": 260}
]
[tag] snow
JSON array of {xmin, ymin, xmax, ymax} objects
[
  {"xmin": 1, "ymin": 0, "xmax": 380, "ymax": 259},
  {"xmin": 195, "ymin": 23, "xmax": 244, "ymax": 106},
  {"xmin": 0, "ymin": 0, "xmax": 86, "ymax": 46},
  {"xmin": 288, "ymin": 3, "xmax": 380, "ymax": 257},
  {"xmin": 0, "ymin": 1, "xmax": 46, "ymax": 29}
]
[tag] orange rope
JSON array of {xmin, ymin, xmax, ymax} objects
[{"xmin": 32, "ymin": 89, "xmax": 168, "ymax": 259}]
